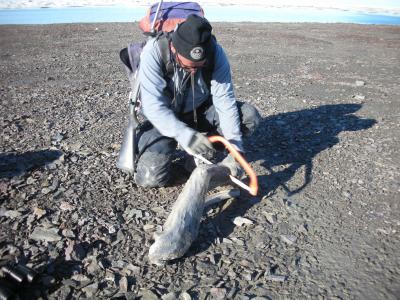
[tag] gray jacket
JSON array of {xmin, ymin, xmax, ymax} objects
[{"xmin": 138, "ymin": 38, "xmax": 243, "ymax": 151}]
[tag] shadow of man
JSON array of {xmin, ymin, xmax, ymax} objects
[
  {"xmin": 0, "ymin": 150, "xmax": 63, "ymax": 179},
  {"xmin": 192, "ymin": 103, "xmax": 376, "ymax": 255}
]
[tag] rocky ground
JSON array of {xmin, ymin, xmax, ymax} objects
[{"xmin": 0, "ymin": 22, "xmax": 399, "ymax": 299}]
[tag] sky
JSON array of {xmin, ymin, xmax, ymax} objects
[{"xmin": 0, "ymin": 0, "xmax": 399, "ymax": 13}]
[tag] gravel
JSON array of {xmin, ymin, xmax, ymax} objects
[{"xmin": 0, "ymin": 22, "xmax": 399, "ymax": 299}]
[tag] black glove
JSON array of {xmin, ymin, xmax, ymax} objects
[
  {"xmin": 187, "ymin": 132, "xmax": 215, "ymax": 156},
  {"xmin": 221, "ymin": 153, "xmax": 244, "ymax": 178}
]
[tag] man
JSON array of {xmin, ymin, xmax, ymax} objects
[{"xmin": 135, "ymin": 14, "xmax": 260, "ymax": 188}]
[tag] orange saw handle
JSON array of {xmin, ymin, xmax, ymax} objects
[{"xmin": 208, "ymin": 135, "xmax": 258, "ymax": 196}]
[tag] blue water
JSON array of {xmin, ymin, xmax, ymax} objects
[{"xmin": 0, "ymin": 6, "xmax": 399, "ymax": 25}]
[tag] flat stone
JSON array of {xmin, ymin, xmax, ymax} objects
[
  {"xmin": 222, "ymin": 238, "xmax": 233, "ymax": 244},
  {"xmin": 143, "ymin": 224, "xmax": 155, "ymax": 231},
  {"xmin": 140, "ymin": 289, "xmax": 159, "ymax": 300},
  {"xmin": 161, "ymin": 292, "xmax": 178, "ymax": 300},
  {"xmin": 119, "ymin": 276, "xmax": 129, "ymax": 292},
  {"xmin": 41, "ymin": 187, "xmax": 52, "ymax": 195},
  {"xmin": 69, "ymin": 142, "xmax": 83, "ymax": 151},
  {"xmin": 0, "ymin": 209, "xmax": 22, "ymax": 219},
  {"xmin": 180, "ymin": 291, "xmax": 192, "ymax": 300},
  {"xmin": 26, "ymin": 177, "xmax": 36, "ymax": 185},
  {"xmin": 262, "ymin": 212, "xmax": 277, "ymax": 224},
  {"xmin": 86, "ymin": 259, "xmax": 101, "ymax": 274},
  {"xmin": 33, "ymin": 207, "xmax": 46, "ymax": 219},
  {"xmin": 210, "ymin": 287, "xmax": 227, "ymax": 299},
  {"xmin": 355, "ymin": 80, "xmax": 365, "ymax": 86},
  {"xmin": 31, "ymin": 227, "xmax": 61, "ymax": 242},
  {"xmin": 62, "ymin": 279, "xmax": 79, "ymax": 288},
  {"xmin": 265, "ymin": 274, "xmax": 287, "ymax": 282},
  {"xmin": 62, "ymin": 229, "xmax": 75, "ymax": 238},
  {"xmin": 342, "ymin": 190, "xmax": 351, "ymax": 198},
  {"xmin": 52, "ymin": 133, "xmax": 64, "ymax": 143},
  {"xmin": 82, "ymin": 282, "xmax": 99, "ymax": 297},
  {"xmin": 280, "ymin": 235, "xmax": 297, "ymax": 245},
  {"xmin": 354, "ymin": 94, "xmax": 365, "ymax": 100},
  {"xmin": 59, "ymin": 201, "xmax": 75, "ymax": 211},
  {"xmin": 71, "ymin": 274, "xmax": 90, "ymax": 283},
  {"xmin": 233, "ymin": 216, "xmax": 254, "ymax": 227}
]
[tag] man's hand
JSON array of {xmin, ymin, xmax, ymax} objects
[
  {"xmin": 221, "ymin": 153, "xmax": 244, "ymax": 178},
  {"xmin": 187, "ymin": 132, "xmax": 215, "ymax": 156}
]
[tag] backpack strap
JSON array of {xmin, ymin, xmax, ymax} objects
[{"xmin": 157, "ymin": 33, "xmax": 175, "ymax": 78}]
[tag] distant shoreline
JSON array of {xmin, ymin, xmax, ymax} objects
[
  {"xmin": 1, "ymin": 5, "xmax": 400, "ymax": 25},
  {"xmin": 0, "ymin": 3, "xmax": 399, "ymax": 16}
]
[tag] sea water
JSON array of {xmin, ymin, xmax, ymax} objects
[{"xmin": 0, "ymin": 6, "xmax": 399, "ymax": 25}]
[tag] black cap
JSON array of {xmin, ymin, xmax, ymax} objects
[{"xmin": 172, "ymin": 14, "xmax": 212, "ymax": 62}]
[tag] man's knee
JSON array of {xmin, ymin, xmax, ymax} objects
[
  {"xmin": 134, "ymin": 151, "xmax": 172, "ymax": 188},
  {"xmin": 239, "ymin": 102, "xmax": 261, "ymax": 136}
]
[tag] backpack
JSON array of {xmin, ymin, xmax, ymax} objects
[
  {"xmin": 116, "ymin": 2, "xmax": 216, "ymax": 174},
  {"xmin": 119, "ymin": 2, "xmax": 215, "ymax": 115}
]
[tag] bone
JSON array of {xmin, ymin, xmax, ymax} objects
[
  {"xmin": 148, "ymin": 164, "xmax": 231, "ymax": 265},
  {"xmin": 204, "ymin": 188, "xmax": 240, "ymax": 208}
]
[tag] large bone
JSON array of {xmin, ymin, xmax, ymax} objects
[{"xmin": 148, "ymin": 164, "xmax": 234, "ymax": 265}]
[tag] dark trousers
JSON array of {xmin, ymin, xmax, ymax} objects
[{"xmin": 134, "ymin": 101, "xmax": 260, "ymax": 188}]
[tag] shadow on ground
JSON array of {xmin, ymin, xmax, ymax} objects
[
  {"xmin": 189, "ymin": 103, "xmax": 376, "ymax": 256},
  {"xmin": 0, "ymin": 150, "xmax": 63, "ymax": 179}
]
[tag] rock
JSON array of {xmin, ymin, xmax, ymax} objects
[
  {"xmin": 162, "ymin": 292, "xmax": 178, "ymax": 300},
  {"xmin": 140, "ymin": 289, "xmax": 159, "ymax": 300},
  {"xmin": 52, "ymin": 132, "xmax": 64, "ymax": 143},
  {"xmin": 41, "ymin": 187, "xmax": 52, "ymax": 195},
  {"xmin": 116, "ymin": 229, "xmax": 125, "ymax": 241},
  {"xmin": 210, "ymin": 287, "xmax": 227, "ymax": 299},
  {"xmin": 222, "ymin": 238, "xmax": 233, "ymax": 244},
  {"xmin": 82, "ymin": 282, "xmax": 99, "ymax": 297},
  {"xmin": 71, "ymin": 274, "xmax": 90, "ymax": 284},
  {"xmin": 108, "ymin": 224, "xmax": 117, "ymax": 234},
  {"xmin": 243, "ymin": 271, "xmax": 254, "ymax": 281},
  {"xmin": 262, "ymin": 212, "xmax": 277, "ymax": 224},
  {"xmin": 59, "ymin": 201, "xmax": 75, "ymax": 211},
  {"xmin": 65, "ymin": 241, "xmax": 74, "ymax": 261},
  {"xmin": 26, "ymin": 177, "xmax": 36, "ymax": 185},
  {"xmin": 208, "ymin": 253, "xmax": 219, "ymax": 264},
  {"xmin": 30, "ymin": 227, "xmax": 61, "ymax": 242},
  {"xmin": 86, "ymin": 257, "xmax": 101, "ymax": 274},
  {"xmin": 62, "ymin": 279, "xmax": 79, "ymax": 288},
  {"xmin": 180, "ymin": 291, "xmax": 192, "ymax": 300},
  {"xmin": 69, "ymin": 142, "xmax": 83, "ymax": 151},
  {"xmin": 143, "ymin": 224, "xmax": 155, "ymax": 232},
  {"xmin": 231, "ymin": 237, "xmax": 245, "ymax": 246},
  {"xmin": 354, "ymin": 94, "xmax": 365, "ymax": 100},
  {"xmin": 0, "ymin": 209, "xmax": 22, "ymax": 219},
  {"xmin": 265, "ymin": 274, "xmax": 287, "ymax": 282},
  {"xmin": 280, "ymin": 235, "xmax": 297, "ymax": 245},
  {"xmin": 355, "ymin": 80, "xmax": 365, "ymax": 86},
  {"xmin": 62, "ymin": 229, "xmax": 75, "ymax": 238},
  {"xmin": 342, "ymin": 191, "xmax": 351, "ymax": 198},
  {"xmin": 126, "ymin": 263, "xmax": 141, "ymax": 275},
  {"xmin": 233, "ymin": 216, "xmax": 254, "ymax": 226},
  {"xmin": 33, "ymin": 207, "xmax": 46, "ymax": 219},
  {"xmin": 119, "ymin": 276, "xmax": 129, "ymax": 292},
  {"xmin": 123, "ymin": 208, "xmax": 143, "ymax": 221}
]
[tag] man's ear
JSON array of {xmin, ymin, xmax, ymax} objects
[{"xmin": 170, "ymin": 43, "xmax": 176, "ymax": 54}]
